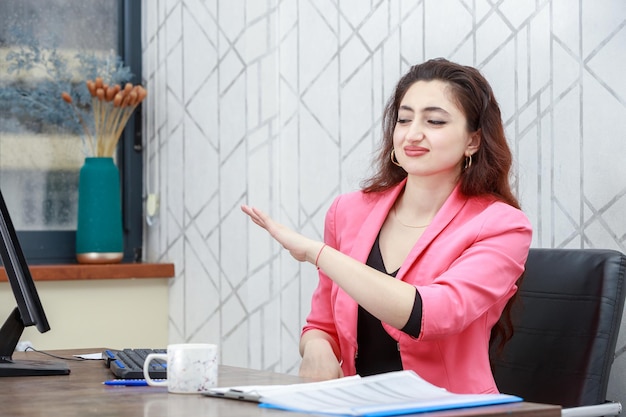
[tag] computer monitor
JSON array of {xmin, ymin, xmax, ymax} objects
[{"xmin": 0, "ymin": 189, "xmax": 70, "ymax": 376}]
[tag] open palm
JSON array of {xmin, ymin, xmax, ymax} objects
[{"xmin": 241, "ymin": 205, "xmax": 316, "ymax": 263}]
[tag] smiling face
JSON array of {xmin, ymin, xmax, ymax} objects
[{"xmin": 393, "ymin": 80, "xmax": 480, "ymax": 182}]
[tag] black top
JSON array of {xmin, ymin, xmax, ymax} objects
[{"xmin": 354, "ymin": 234, "xmax": 423, "ymax": 376}]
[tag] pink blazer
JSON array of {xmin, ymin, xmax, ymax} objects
[{"xmin": 302, "ymin": 180, "xmax": 532, "ymax": 394}]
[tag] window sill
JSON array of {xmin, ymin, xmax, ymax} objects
[{"xmin": 0, "ymin": 263, "xmax": 175, "ymax": 282}]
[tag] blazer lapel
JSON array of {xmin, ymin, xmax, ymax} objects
[
  {"xmin": 347, "ymin": 181, "xmax": 406, "ymax": 263},
  {"xmin": 341, "ymin": 181, "xmax": 467, "ymax": 271},
  {"xmin": 396, "ymin": 184, "xmax": 468, "ymax": 281},
  {"xmin": 334, "ymin": 181, "xmax": 405, "ymax": 348}
]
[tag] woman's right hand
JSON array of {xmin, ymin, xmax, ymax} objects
[
  {"xmin": 298, "ymin": 338, "xmax": 344, "ymax": 381},
  {"xmin": 241, "ymin": 204, "xmax": 321, "ymax": 264}
]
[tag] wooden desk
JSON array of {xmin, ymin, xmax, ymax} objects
[{"xmin": 1, "ymin": 349, "xmax": 561, "ymax": 417}]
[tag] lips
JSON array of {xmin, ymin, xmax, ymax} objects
[{"xmin": 403, "ymin": 146, "xmax": 429, "ymax": 157}]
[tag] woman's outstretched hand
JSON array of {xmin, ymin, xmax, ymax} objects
[{"xmin": 241, "ymin": 204, "xmax": 321, "ymax": 264}]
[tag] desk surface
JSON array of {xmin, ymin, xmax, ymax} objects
[{"xmin": 1, "ymin": 349, "xmax": 561, "ymax": 417}]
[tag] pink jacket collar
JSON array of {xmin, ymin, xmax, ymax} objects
[{"xmin": 346, "ymin": 179, "xmax": 469, "ymax": 280}]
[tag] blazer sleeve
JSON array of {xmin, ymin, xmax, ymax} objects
[{"xmin": 416, "ymin": 202, "xmax": 532, "ymax": 340}]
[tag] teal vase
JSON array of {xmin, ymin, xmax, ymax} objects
[{"xmin": 76, "ymin": 157, "xmax": 123, "ymax": 264}]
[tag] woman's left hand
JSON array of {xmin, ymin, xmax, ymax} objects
[{"xmin": 241, "ymin": 204, "xmax": 321, "ymax": 264}]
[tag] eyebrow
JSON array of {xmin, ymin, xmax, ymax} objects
[{"xmin": 399, "ymin": 105, "xmax": 451, "ymax": 115}]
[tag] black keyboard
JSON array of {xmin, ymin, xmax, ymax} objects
[{"xmin": 102, "ymin": 348, "xmax": 167, "ymax": 379}]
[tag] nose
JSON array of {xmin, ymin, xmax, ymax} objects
[{"xmin": 405, "ymin": 121, "xmax": 425, "ymax": 142}]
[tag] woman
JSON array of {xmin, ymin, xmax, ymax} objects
[{"xmin": 241, "ymin": 58, "xmax": 532, "ymax": 394}]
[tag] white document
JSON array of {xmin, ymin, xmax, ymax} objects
[
  {"xmin": 206, "ymin": 370, "xmax": 522, "ymax": 416},
  {"xmin": 73, "ymin": 352, "xmax": 103, "ymax": 360},
  {"xmin": 205, "ymin": 375, "xmax": 362, "ymax": 402}
]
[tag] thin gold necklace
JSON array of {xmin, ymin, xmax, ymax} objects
[{"xmin": 393, "ymin": 205, "xmax": 430, "ymax": 228}]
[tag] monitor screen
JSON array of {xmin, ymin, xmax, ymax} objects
[{"xmin": 0, "ymin": 189, "xmax": 70, "ymax": 376}]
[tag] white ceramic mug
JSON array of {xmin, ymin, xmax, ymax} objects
[{"xmin": 143, "ymin": 343, "xmax": 218, "ymax": 394}]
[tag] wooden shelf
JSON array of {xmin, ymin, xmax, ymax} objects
[{"xmin": 0, "ymin": 262, "xmax": 175, "ymax": 281}]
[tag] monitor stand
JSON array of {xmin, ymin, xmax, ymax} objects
[
  {"xmin": 0, "ymin": 308, "xmax": 70, "ymax": 377},
  {"xmin": 0, "ymin": 359, "xmax": 70, "ymax": 376}
]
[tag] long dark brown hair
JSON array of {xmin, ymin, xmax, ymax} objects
[{"xmin": 361, "ymin": 58, "xmax": 522, "ymax": 350}]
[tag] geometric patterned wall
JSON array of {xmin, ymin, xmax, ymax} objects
[{"xmin": 142, "ymin": 0, "xmax": 626, "ymax": 402}]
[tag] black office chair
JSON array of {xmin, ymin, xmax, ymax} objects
[{"xmin": 490, "ymin": 248, "xmax": 626, "ymax": 417}]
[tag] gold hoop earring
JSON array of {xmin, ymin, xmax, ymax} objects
[
  {"xmin": 391, "ymin": 149, "xmax": 402, "ymax": 167},
  {"xmin": 464, "ymin": 154, "xmax": 472, "ymax": 170}
]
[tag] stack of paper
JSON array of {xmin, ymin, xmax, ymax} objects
[{"xmin": 206, "ymin": 370, "xmax": 522, "ymax": 416}]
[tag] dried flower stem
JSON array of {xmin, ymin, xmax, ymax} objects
[{"xmin": 65, "ymin": 78, "xmax": 147, "ymax": 157}]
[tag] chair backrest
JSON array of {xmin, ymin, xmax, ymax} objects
[{"xmin": 490, "ymin": 248, "xmax": 626, "ymax": 408}]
